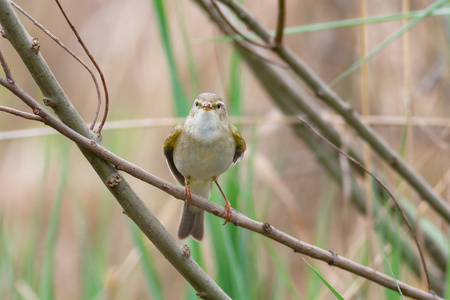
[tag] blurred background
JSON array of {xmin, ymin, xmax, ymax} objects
[{"xmin": 1, "ymin": 0, "xmax": 449, "ymax": 299}]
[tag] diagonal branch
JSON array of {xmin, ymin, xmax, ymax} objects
[
  {"xmin": 0, "ymin": 1, "xmax": 229, "ymax": 299},
  {"xmin": 0, "ymin": 77, "xmax": 441, "ymax": 300},
  {"xmin": 215, "ymin": 0, "xmax": 450, "ymax": 224}
]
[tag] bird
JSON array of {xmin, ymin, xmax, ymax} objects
[{"xmin": 163, "ymin": 93, "xmax": 246, "ymax": 241}]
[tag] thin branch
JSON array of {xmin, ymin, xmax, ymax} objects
[
  {"xmin": 210, "ymin": 0, "xmax": 270, "ymax": 49},
  {"xmin": 206, "ymin": 0, "xmax": 287, "ymax": 68},
  {"xmin": 272, "ymin": 0, "xmax": 285, "ymax": 48},
  {"xmin": 0, "ymin": 77, "xmax": 440, "ymax": 300},
  {"xmin": 0, "ymin": 1, "xmax": 229, "ymax": 298},
  {"xmin": 0, "ymin": 104, "xmax": 44, "ymax": 122},
  {"xmin": 54, "ymin": 0, "xmax": 109, "ymax": 135},
  {"xmin": 216, "ymin": 0, "xmax": 450, "ymax": 224},
  {"xmin": 297, "ymin": 116, "xmax": 431, "ymax": 292},
  {"xmin": 10, "ymin": 0, "xmax": 102, "ymax": 131},
  {"xmin": 0, "ymin": 47, "xmax": 13, "ymax": 82}
]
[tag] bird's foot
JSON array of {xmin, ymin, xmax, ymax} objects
[
  {"xmin": 184, "ymin": 185, "xmax": 191, "ymax": 203},
  {"xmin": 222, "ymin": 202, "xmax": 232, "ymax": 225}
]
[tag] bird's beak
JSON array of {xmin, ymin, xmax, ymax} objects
[{"xmin": 201, "ymin": 103, "xmax": 213, "ymax": 111}]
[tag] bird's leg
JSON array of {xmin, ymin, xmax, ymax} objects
[
  {"xmin": 214, "ymin": 180, "xmax": 232, "ymax": 225},
  {"xmin": 184, "ymin": 185, "xmax": 191, "ymax": 203},
  {"xmin": 184, "ymin": 178, "xmax": 191, "ymax": 204}
]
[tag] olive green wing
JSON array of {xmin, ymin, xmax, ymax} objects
[
  {"xmin": 230, "ymin": 124, "xmax": 246, "ymax": 165},
  {"xmin": 163, "ymin": 123, "xmax": 185, "ymax": 186}
]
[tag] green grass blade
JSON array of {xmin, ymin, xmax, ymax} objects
[
  {"xmin": 204, "ymin": 8, "xmax": 450, "ymax": 44},
  {"xmin": 381, "ymin": 251, "xmax": 405, "ymax": 300},
  {"xmin": 307, "ymin": 181, "xmax": 336, "ymax": 299},
  {"xmin": 263, "ymin": 241, "xmax": 301, "ymax": 300},
  {"xmin": 40, "ymin": 139, "xmax": 71, "ymax": 300},
  {"xmin": 0, "ymin": 210, "xmax": 14, "ymax": 299},
  {"xmin": 175, "ymin": 0, "xmax": 200, "ymax": 98},
  {"xmin": 151, "ymin": 0, "xmax": 189, "ymax": 116},
  {"xmin": 303, "ymin": 258, "xmax": 344, "ymax": 300},
  {"xmin": 330, "ymin": 0, "xmax": 449, "ymax": 86},
  {"xmin": 20, "ymin": 138, "xmax": 51, "ymax": 293},
  {"xmin": 129, "ymin": 221, "xmax": 164, "ymax": 300},
  {"xmin": 228, "ymin": 50, "xmax": 242, "ymax": 116},
  {"xmin": 446, "ymin": 246, "xmax": 450, "ymax": 299}
]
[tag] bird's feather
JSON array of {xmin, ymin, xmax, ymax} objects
[
  {"xmin": 230, "ymin": 124, "xmax": 246, "ymax": 165},
  {"xmin": 163, "ymin": 123, "xmax": 185, "ymax": 185}
]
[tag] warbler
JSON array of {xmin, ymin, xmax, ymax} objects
[{"xmin": 163, "ymin": 93, "xmax": 246, "ymax": 241}]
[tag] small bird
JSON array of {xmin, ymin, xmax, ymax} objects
[{"xmin": 163, "ymin": 93, "xmax": 246, "ymax": 241}]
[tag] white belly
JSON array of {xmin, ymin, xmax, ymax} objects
[{"xmin": 173, "ymin": 131, "xmax": 235, "ymax": 180}]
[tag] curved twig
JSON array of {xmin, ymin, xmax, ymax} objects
[
  {"xmin": 210, "ymin": 0, "xmax": 270, "ymax": 49},
  {"xmin": 54, "ymin": 0, "xmax": 109, "ymax": 135},
  {"xmin": 0, "ymin": 77, "xmax": 440, "ymax": 300},
  {"xmin": 216, "ymin": 0, "xmax": 450, "ymax": 226},
  {"xmin": 0, "ymin": 2, "xmax": 229, "ymax": 298},
  {"xmin": 207, "ymin": 0, "xmax": 287, "ymax": 68},
  {"xmin": 297, "ymin": 116, "xmax": 431, "ymax": 291},
  {"xmin": 10, "ymin": 0, "xmax": 102, "ymax": 131}
]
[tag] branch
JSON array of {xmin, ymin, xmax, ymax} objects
[
  {"xmin": 10, "ymin": 0, "xmax": 102, "ymax": 131},
  {"xmin": 0, "ymin": 1, "xmax": 229, "ymax": 299},
  {"xmin": 0, "ymin": 77, "xmax": 440, "ymax": 300},
  {"xmin": 216, "ymin": 0, "xmax": 450, "ymax": 224},
  {"xmin": 191, "ymin": 0, "xmax": 446, "ymax": 294},
  {"xmin": 0, "ymin": 45, "xmax": 13, "ymax": 82},
  {"xmin": 0, "ymin": 104, "xmax": 44, "ymax": 122},
  {"xmin": 207, "ymin": 0, "xmax": 287, "ymax": 68},
  {"xmin": 272, "ymin": 0, "xmax": 285, "ymax": 48},
  {"xmin": 53, "ymin": 0, "xmax": 109, "ymax": 135}
]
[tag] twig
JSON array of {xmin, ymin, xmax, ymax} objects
[
  {"xmin": 0, "ymin": 1, "xmax": 229, "ymax": 298},
  {"xmin": 10, "ymin": 0, "xmax": 102, "ymax": 131},
  {"xmin": 210, "ymin": 0, "xmax": 270, "ymax": 49},
  {"xmin": 54, "ymin": 0, "xmax": 109, "ymax": 135},
  {"xmin": 272, "ymin": 0, "xmax": 285, "ymax": 48},
  {"xmin": 0, "ymin": 76, "xmax": 440, "ymax": 300},
  {"xmin": 216, "ymin": 0, "xmax": 450, "ymax": 225},
  {"xmin": 297, "ymin": 116, "xmax": 431, "ymax": 292},
  {"xmin": 207, "ymin": 0, "xmax": 287, "ymax": 68},
  {"xmin": 0, "ymin": 104, "xmax": 44, "ymax": 122},
  {"xmin": 0, "ymin": 47, "xmax": 13, "ymax": 82}
]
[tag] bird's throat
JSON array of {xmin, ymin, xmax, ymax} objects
[{"xmin": 186, "ymin": 111, "xmax": 223, "ymax": 141}]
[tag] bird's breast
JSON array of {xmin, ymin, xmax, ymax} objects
[{"xmin": 173, "ymin": 129, "xmax": 235, "ymax": 180}]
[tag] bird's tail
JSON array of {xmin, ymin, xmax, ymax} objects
[{"xmin": 177, "ymin": 180, "xmax": 211, "ymax": 241}]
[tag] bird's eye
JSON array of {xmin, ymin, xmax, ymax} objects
[
  {"xmin": 194, "ymin": 100, "xmax": 199, "ymax": 107},
  {"xmin": 217, "ymin": 103, "xmax": 222, "ymax": 109}
]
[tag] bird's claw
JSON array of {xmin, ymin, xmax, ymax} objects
[
  {"xmin": 222, "ymin": 203, "xmax": 232, "ymax": 225},
  {"xmin": 184, "ymin": 185, "xmax": 191, "ymax": 203}
]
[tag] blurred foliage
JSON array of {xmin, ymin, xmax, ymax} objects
[{"xmin": 0, "ymin": 0, "xmax": 449, "ymax": 299}]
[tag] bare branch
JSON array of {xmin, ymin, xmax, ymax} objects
[
  {"xmin": 0, "ymin": 1, "xmax": 229, "ymax": 298},
  {"xmin": 272, "ymin": 0, "xmax": 285, "ymax": 48},
  {"xmin": 210, "ymin": 0, "xmax": 270, "ymax": 49},
  {"xmin": 206, "ymin": 0, "xmax": 287, "ymax": 68},
  {"xmin": 10, "ymin": 0, "xmax": 102, "ymax": 131},
  {"xmin": 0, "ymin": 76, "xmax": 440, "ymax": 300},
  {"xmin": 217, "ymin": 0, "xmax": 450, "ymax": 227},
  {"xmin": 53, "ymin": 0, "xmax": 109, "ymax": 135},
  {"xmin": 0, "ymin": 104, "xmax": 44, "ymax": 122},
  {"xmin": 0, "ymin": 47, "xmax": 13, "ymax": 82},
  {"xmin": 297, "ymin": 116, "xmax": 431, "ymax": 291}
]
